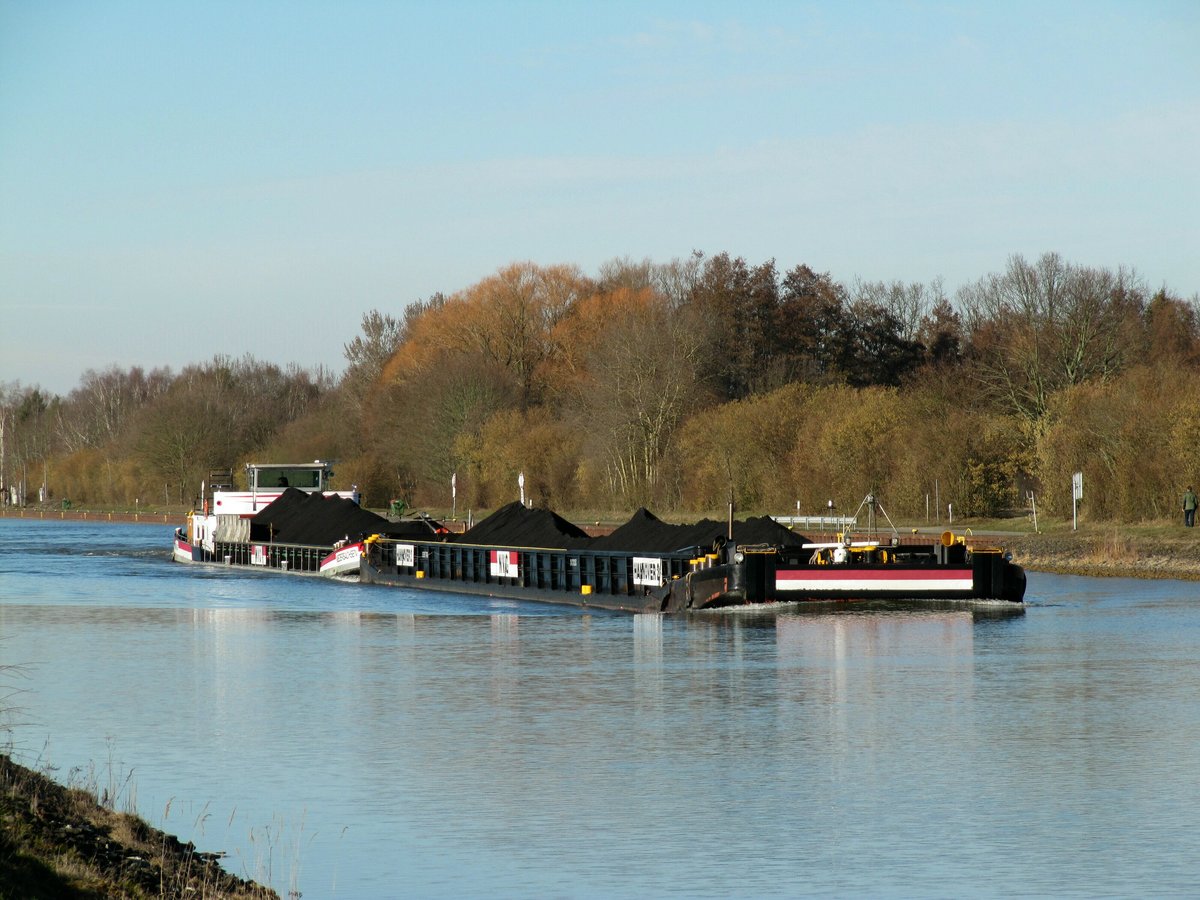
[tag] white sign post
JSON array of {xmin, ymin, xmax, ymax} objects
[
  {"xmin": 451, "ymin": 472, "xmax": 457, "ymax": 519},
  {"xmin": 1072, "ymin": 471, "xmax": 1083, "ymax": 530},
  {"xmin": 518, "ymin": 471, "xmax": 525, "ymax": 507}
]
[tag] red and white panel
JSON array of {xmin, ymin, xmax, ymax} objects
[
  {"xmin": 776, "ymin": 568, "xmax": 974, "ymax": 594},
  {"xmin": 490, "ymin": 550, "xmax": 519, "ymax": 579}
]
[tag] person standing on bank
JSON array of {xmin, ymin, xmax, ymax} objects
[{"xmin": 1184, "ymin": 486, "xmax": 1198, "ymax": 527}]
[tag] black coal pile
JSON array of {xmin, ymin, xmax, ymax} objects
[
  {"xmin": 589, "ymin": 507, "xmax": 717, "ymax": 553},
  {"xmin": 733, "ymin": 515, "xmax": 809, "ymax": 548},
  {"xmin": 456, "ymin": 501, "xmax": 592, "ymax": 548},
  {"xmin": 250, "ymin": 488, "xmax": 441, "ymax": 546},
  {"xmin": 591, "ymin": 508, "xmax": 806, "ymax": 553},
  {"xmin": 457, "ymin": 503, "xmax": 806, "ymax": 554}
]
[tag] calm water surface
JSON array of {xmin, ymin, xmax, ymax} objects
[{"xmin": 2, "ymin": 519, "xmax": 1200, "ymax": 898}]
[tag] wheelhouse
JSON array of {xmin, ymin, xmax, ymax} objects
[{"xmin": 246, "ymin": 462, "xmax": 333, "ymax": 493}]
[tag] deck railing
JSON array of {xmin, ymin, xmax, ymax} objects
[{"xmin": 212, "ymin": 540, "xmax": 331, "ymax": 573}]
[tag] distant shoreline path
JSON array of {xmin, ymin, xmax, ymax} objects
[
  {"xmin": 0, "ymin": 507, "xmax": 175, "ymax": 525},
  {"xmin": 5, "ymin": 508, "xmax": 1199, "ymax": 582}
]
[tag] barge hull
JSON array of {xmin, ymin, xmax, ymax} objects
[
  {"xmin": 361, "ymin": 560, "xmax": 664, "ymax": 613},
  {"xmin": 358, "ymin": 538, "xmax": 1025, "ymax": 611}
]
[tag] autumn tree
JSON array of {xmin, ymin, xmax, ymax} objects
[
  {"xmin": 594, "ymin": 256, "xmax": 659, "ymax": 294},
  {"xmin": 597, "ymin": 253, "xmax": 711, "ymax": 303},
  {"xmin": 1033, "ymin": 364, "xmax": 1200, "ymax": 521},
  {"xmin": 457, "ymin": 262, "xmax": 590, "ymax": 410},
  {"xmin": 672, "ymin": 382, "xmax": 811, "ymax": 512},
  {"xmin": 387, "ymin": 353, "xmax": 518, "ymax": 505},
  {"xmin": 852, "ymin": 278, "xmax": 965, "ymax": 379},
  {"xmin": 772, "ymin": 264, "xmax": 848, "ymax": 385},
  {"xmin": 45, "ymin": 366, "xmax": 173, "ymax": 505},
  {"xmin": 838, "ymin": 299, "xmax": 925, "ymax": 387},
  {"xmin": 916, "ymin": 298, "xmax": 966, "ymax": 369},
  {"xmin": 342, "ymin": 297, "xmax": 447, "ymax": 408},
  {"xmin": 1143, "ymin": 289, "xmax": 1200, "ymax": 365},
  {"xmin": 55, "ymin": 366, "xmax": 173, "ymax": 454},
  {"xmin": 13, "ymin": 250, "xmax": 1197, "ymax": 523},
  {"xmin": 550, "ymin": 286, "xmax": 711, "ymax": 508},
  {"xmin": 254, "ymin": 391, "xmax": 364, "ymax": 489},
  {"xmin": 228, "ymin": 358, "xmax": 328, "ymax": 451},
  {"xmin": 688, "ymin": 253, "xmax": 780, "ymax": 399},
  {"xmin": 355, "ymin": 263, "xmax": 592, "ymax": 504},
  {"xmin": 959, "ymin": 253, "xmax": 1147, "ymax": 422},
  {"xmin": 852, "ymin": 279, "xmax": 932, "ymax": 345},
  {"xmin": 0, "ymin": 383, "xmax": 59, "ymax": 504},
  {"xmin": 784, "ymin": 384, "xmax": 909, "ymax": 514},
  {"xmin": 454, "ymin": 406, "xmax": 583, "ymax": 510},
  {"xmin": 130, "ymin": 356, "xmax": 328, "ymax": 503},
  {"xmin": 135, "ymin": 389, "xmax": 219, "ymax": 504}
]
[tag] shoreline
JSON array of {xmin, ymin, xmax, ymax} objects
[
  {"xmin": 0, "ymin": 753, "xmax": 277, "ymax": 899},
  {"xmin": 6, "ymin": 507, "xmax": 1200, "ymax": 581},
  {"xmin": 1004, "ymin": 530, "xmax": 1200, "ymax": 582},
  {"xmin": 0, "ymin": 508, "xmax": 178, "ymax": 525}
]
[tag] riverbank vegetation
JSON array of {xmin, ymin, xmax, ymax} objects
[
  {"xmin": 3, "ymin": 251, "xmax": 1198, "ymax": 527},
  {"xmin": 0, "ymin": 752, "xmax": 276, "ymax": 899}
]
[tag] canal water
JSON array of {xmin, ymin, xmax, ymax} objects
[{"xmin": 2, "ymin": 519, "xmax": 1199, "ymax": 898}]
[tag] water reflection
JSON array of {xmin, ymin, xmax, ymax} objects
[
  {"xmin": 776, "ymin": 608, "xmax": 975, "ymax": 663},
  {"xmin": 5, "ymin": 524, "xmax": 1200, "ymax": 899},
  {"xmin": 632, "ymin": 612, "xmax": 662, "ymax": 662}
]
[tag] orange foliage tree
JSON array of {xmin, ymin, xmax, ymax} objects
[
  {"xmin": 547, "ymin": 286, "xmax": 712, "ymax": 509},
  {"xmin": 359, "ymin": 262, "xmax": 589, "ymax": 505}
]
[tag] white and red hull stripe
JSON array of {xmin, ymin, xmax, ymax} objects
[
  {"xmin": 776, "ymin": 567, "xmax": 975, "ymax": 595},
  {"xmin": 320, "ymin": 542, "xmax": 365, "ymax": 577}
]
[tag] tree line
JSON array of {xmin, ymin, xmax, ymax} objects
[{"xmin": 3, "ymin": 251, "xmax": 1198, "ymax": 524}]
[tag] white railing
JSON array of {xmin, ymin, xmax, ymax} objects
[{"xmin": 773, "ymin": 515, "xmax": 858, "ymax": 531}]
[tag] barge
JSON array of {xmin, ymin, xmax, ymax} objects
[
  {"xmin": 172, "ymin": 470, "xmax": 1026, "ymax": 610},
  {"xmin": 359, "ymin": 499, "xmax": 1026, "ymax": 612},
  {"xmin": 172, "ymin": 461, "xmax": 442, "ymax": 578}
]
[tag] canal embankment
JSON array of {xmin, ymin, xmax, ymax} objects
[
  {"xmin": 1004, "ymin": 527, "xmax": 1200, "ymax": 581},
  {"xmin": 0, "ymin": 753, "xmax": 277, "ymax": 899}
]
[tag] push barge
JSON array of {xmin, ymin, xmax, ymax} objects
[
  {"xmin": 172, "ymin": 468, "xmax": 1026, "ymax": 612},
  {"xmin": 172, "ymin": 461, "xmax": 442, "ymax": 578}
]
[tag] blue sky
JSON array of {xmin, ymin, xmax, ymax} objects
[{"xmin": 2, "ymin": 0, "xmax": 1197, "ymax": 395}]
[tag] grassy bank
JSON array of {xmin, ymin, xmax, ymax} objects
[
  {"xmin": 1001, "ymin": 522, "xmax": 1200, "ymax": 581},
  {"xmin": 0, "ymin": 753, "xmax": 277, "ymax": 900}
]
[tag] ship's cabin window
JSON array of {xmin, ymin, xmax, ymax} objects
[{"xmin": 251, "ymin": 466, "xmax": 325, "ymax": 491}]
